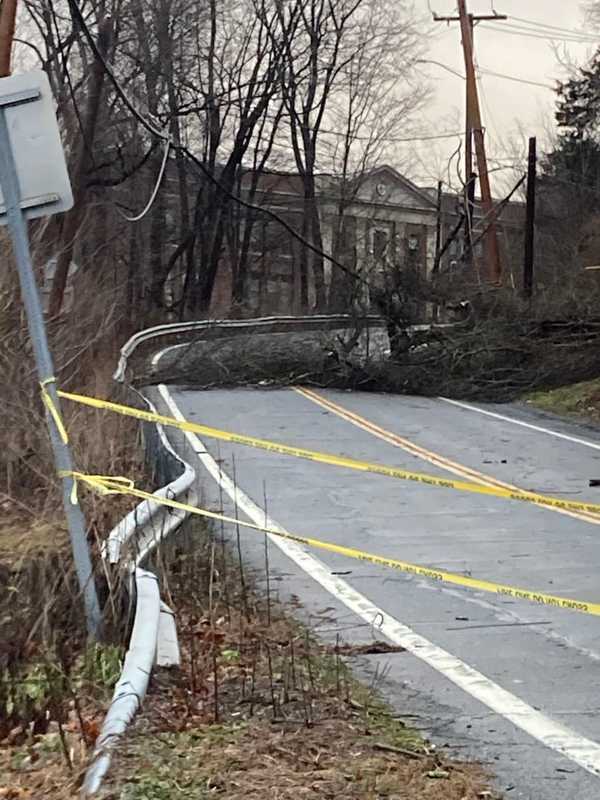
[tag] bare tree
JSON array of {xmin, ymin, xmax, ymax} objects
[
  {"xmin": 15, "ymin": 0, "xmax": 429, "ymax": 322},
  {"xmin": 48, "ymin": 12, "xmax": 113, "ymax": 318},
  {"xmin": 165, "ymin": 0, "xmax": 299, "ymax": 315},
  {"xmin": 324, "ymin": 0, "xmax": 428, "ymax": 310},
  {"xmin": 259, "ymin": 0, "xmax": 367, "ymax": 311}
]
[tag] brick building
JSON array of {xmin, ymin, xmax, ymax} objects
[{"xmin": 209, "ymin": 164, "xmax": 525, "ymax": 316}]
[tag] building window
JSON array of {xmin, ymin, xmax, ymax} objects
[
  {"xmin": 373, "ymin": 228, "xmax": 388, "ymax": 260},
  {"xmin": 407, "ymin": 234, "xmax": 419, "ymax": 252},
  {"xmin": 263, "ymin": 219, "xmax": 294, "ymax": 256},
  {"xmin": 370, "ymin": 223, "xmax": 393, "ymax": 262},
  {"xmin": 249, "ymin": 215, "xmax": 299, "ymax": 259}
]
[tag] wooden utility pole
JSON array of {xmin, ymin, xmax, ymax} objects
[
  {"xmin": 0, "ymin": 0, "xmax": 18, "ymax": 77},
  {"xmin": 433, "ymin": 1, "xmax": 506, "ymax": 285},
  {"xmin": 523, "ymin": 136, "xmax": 537, "ymax": 300},
  {"xmin": 432, "ymin": 179, "xmax": 443, "ymax": 320}
]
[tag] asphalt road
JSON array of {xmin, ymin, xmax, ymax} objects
[{"xmin": 156, "ymin": 384, "xmax": 600, "ymax": 800}]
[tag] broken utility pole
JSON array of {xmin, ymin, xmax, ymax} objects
[{"xmin": 433, "ymin": 0, "xmax": 506, "ymax": 285}]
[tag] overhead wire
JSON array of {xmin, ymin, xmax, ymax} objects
[
  {"xmin": 495, "ymin": 20, "xmax": 597, "ymax": 42},
  {"xmin": 67, "ymin": 0, "xmax": 167, "ymax": 142},
  {"xmin": 477, "ymin": 67, "xmax": 555, "ymax": 91},
  {"xmin": 116, "ymin": 136, "xmax": 171, "ymax": 222},
  {"xmin": 481, "ymin": 22, "xmax": 596, "ymax": 44},
  {"xmin": 49, "ymin": 0, "xmax": 91, "ymax": 158},
  {"xmin": 508, "ymin": 15, "xmax": 598, "ymax": 40},
  {"xmin": 318, "ymin": 126, "xmax": 465, "ymax": 143},
  {"xmin": 466, "ymin": 174, "xmax": 526, "ymax": 255},
  {"xmin": 473, "ymin": 40, "xmax": 509, "ymax": 169},
  {"xmin": 474, "ymin": 69, "xmax": 500, "ymax": 155},
  {"xmin": 418, "ymin": 58, "xmax": 554, "ymax": 91}
]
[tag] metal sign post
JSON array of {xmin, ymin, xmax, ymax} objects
[{"xmin": 0, "ymin": 73, "xmax": 101, "ymax": 637}]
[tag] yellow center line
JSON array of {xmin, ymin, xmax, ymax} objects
[{"xmin": 294, "ymin": 386, "xmax": 600, "ymax": 526}]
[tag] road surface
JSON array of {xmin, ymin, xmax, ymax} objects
[{"xmin": 155, "ymin": 383, "xmax": 600, "ymax": 799}]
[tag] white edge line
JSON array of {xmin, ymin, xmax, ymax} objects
[
  {"xmin": 158, "ymin": 380, "xmax": 600, "ymax": 779},
  {"xmin": 439, "ymin": 397, "xmax": 600, "ymax": 451}
]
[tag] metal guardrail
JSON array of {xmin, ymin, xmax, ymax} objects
[
  {"xmin": 81, "ymin": 568, "xmax": 160, "ymax": 796},
  {"xmin": 81, "ymin": 388, "xmax": 196, "ymax": 796},
  {"xmin": 103, "ymin": 398, "xmax": 197, "ymax": 564}
]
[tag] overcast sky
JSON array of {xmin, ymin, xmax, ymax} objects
[{"xmin": 409, "ymin": 0, "xmax": 596, "ymax": 190}]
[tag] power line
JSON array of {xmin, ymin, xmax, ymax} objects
[
  {"xmin": 68, "ymin": 0, "xmax": 527, "ymax": 293},
  {"xmin": 49, "ymin": 0, "xmax": 91, "ymax": 157},
  {"xmin": 418, "ymin": 57, "xmax": 555, "ymax": 90},
  {"xmin": 478, "ymin": 67, "xmax": 555, "ymax": 91},
  {"xmin": 475, "ymin": 66, "xmax": 501, "ymax": 150},
  {"xmin": 498, "ymin": 21, "xmax": 596, "ymax": 42},
  {"xmin": 116, "ymin": 136, "xmax": 171, "ymax": 222},
  {"xmin": 509, "ymin": 15, "xmax": 597, "ymax": 40},
  {"xmin": 481, "ymin": 22, "xmax": 596, "ymax": 44},
  {"xmin": 264, "ymin": 108, "xmax": 466, "ymax": 143},
  {"xmin": 67, "ymin": 0, "xmax": 167, "ymax": 142},
  {"xmin": 470, "ymin": 159, "xmax": 600, "ymax": 201},
  {"xmin": 468, "ymin": 173, "xmax": 526, "ymax": 249},
  {"xmin": 319, "ymin": 127, "xmax": 465, "ymax": 143}
]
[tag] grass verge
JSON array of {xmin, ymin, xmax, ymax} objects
[{"xmin": 525, "ymin": 377, "xmax": 600, "ymax": 423}]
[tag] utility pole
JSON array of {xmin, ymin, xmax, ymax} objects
[
  {"xmin": 523, "ymin": 136, "xmax": 537, "ymax": 300},
  {"xmin": 433, "ymin": 1, "xmax": 506, "ymax": 285},
  {"xmin": 463, "ymin": 9, "xmax": 475, "ymax": 272},
  {"xmin": 0, "ymin": 0, "xmax": 17, "ymax": 77},
  {"xmin": 433, "ymin": 179, "xmax": 443, "ymax": 274},
  {"xmin": 433, "ymin": 179, "xmax": 443, "ymax": 321}
]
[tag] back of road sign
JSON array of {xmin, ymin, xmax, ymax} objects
[{"xmin": 0, "ymin": 70, "xmax": 73, "ymax": 221}]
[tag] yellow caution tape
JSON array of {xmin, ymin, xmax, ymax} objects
[
  {"xmin": 58, "ymin": 389, "xmax": 600, "ymax": 517},
  {"xmin": 70, "ymin": 471, "xmax": 600, "ymax": 618},
  {"xmin": 40, "ymin": 378, "xmax": 69, "ymax": 444}
]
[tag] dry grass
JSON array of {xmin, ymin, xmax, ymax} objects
[
  {"xmin": 0, "ymin": 644, "xmax": 123, "ymax": 799},
  {"xmin": 109, "ymin": 717, "xmax": 492, "ymax": 800},
  {"xmin": 0, "ymin": 271, "xmax": 146, "ymax": 745},
  {"xmin": 525, "ymin": 377, "xmax": 600, "ymax": 422}
]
